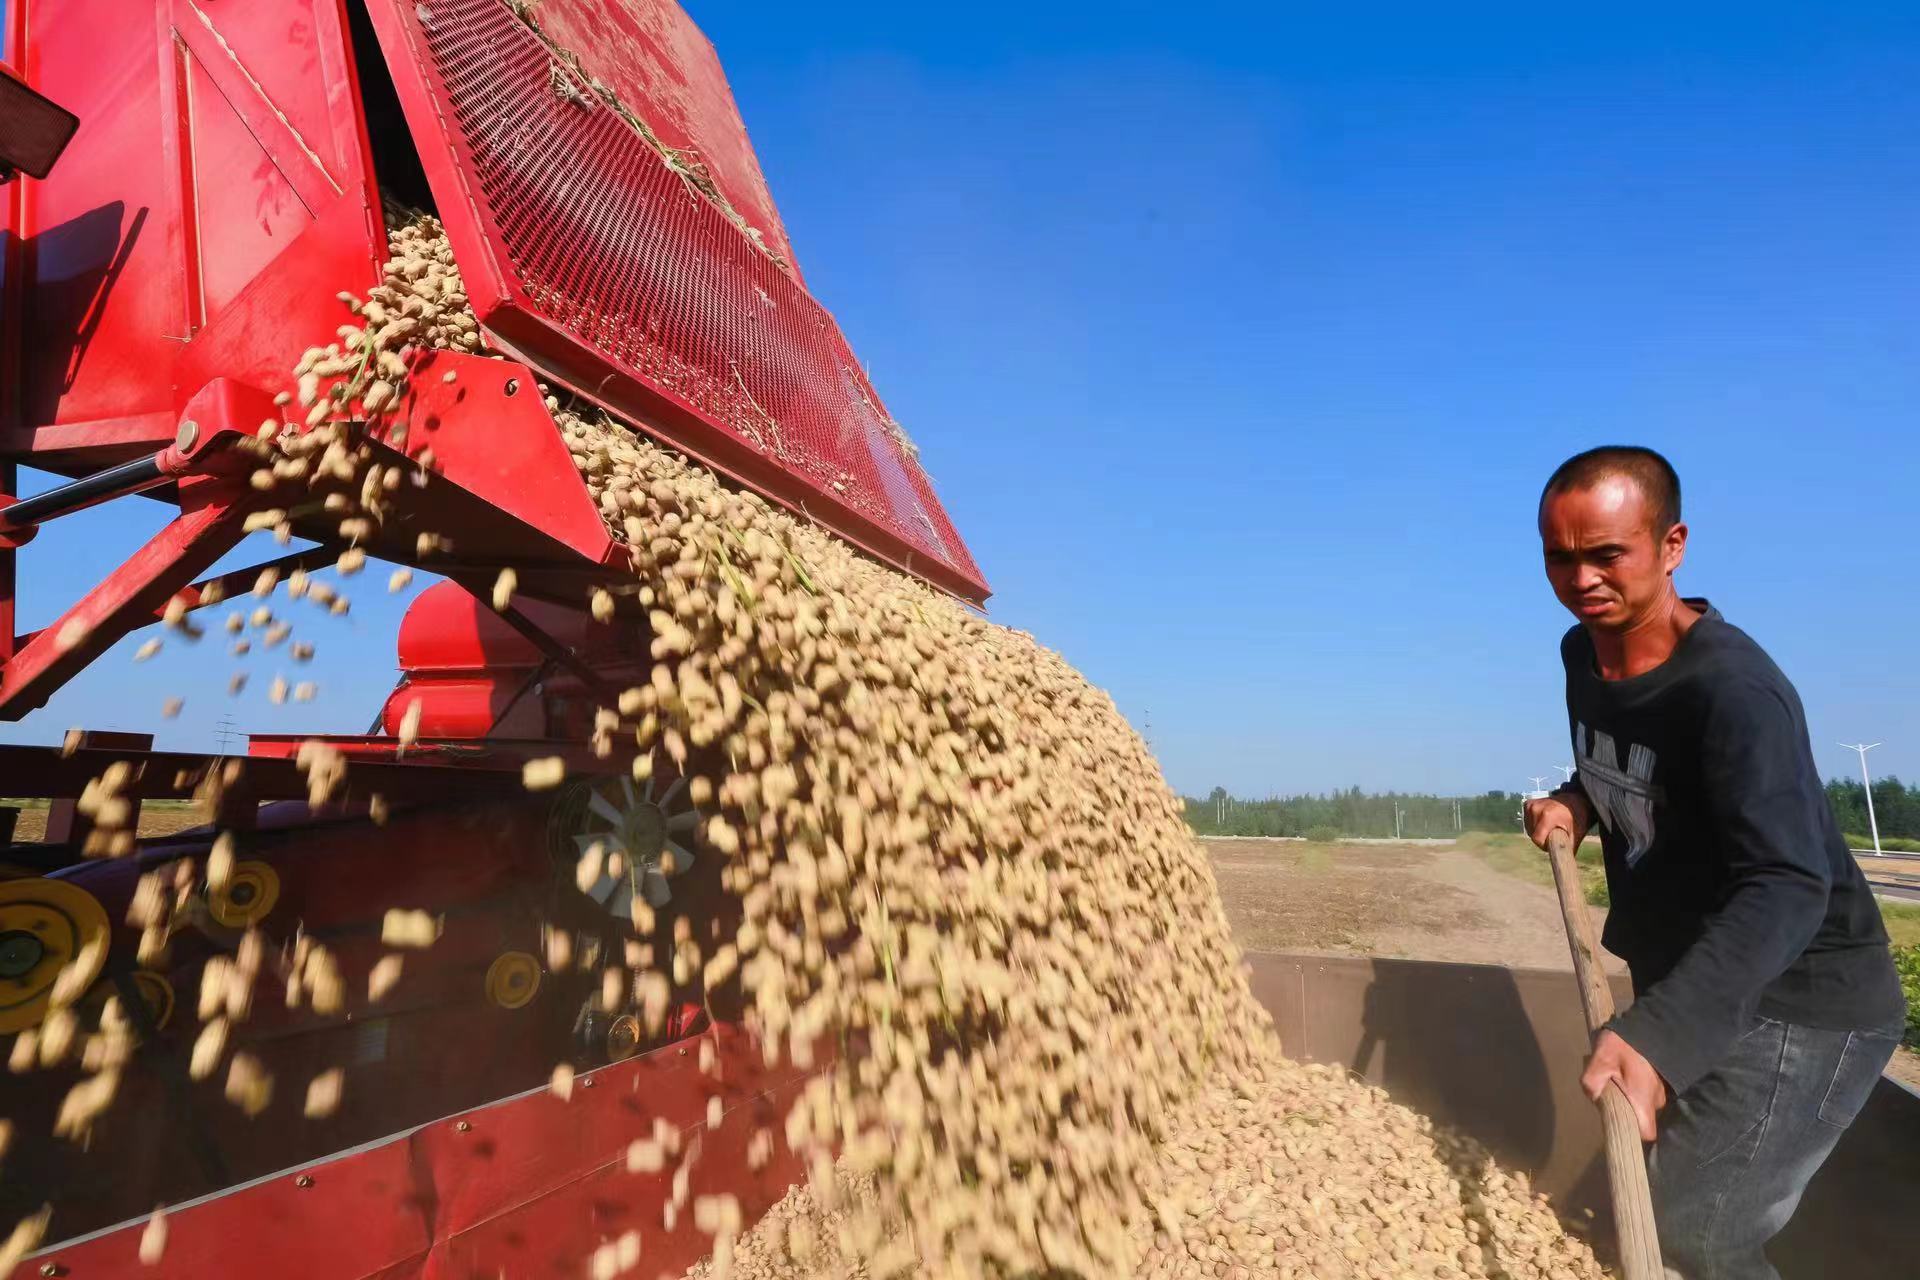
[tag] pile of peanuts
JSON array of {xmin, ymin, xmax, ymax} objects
[
  {"xmin": 518, "ymin": 228, "xmax": 1607, "ymax": 1275},
  {"xmin": 1, "ymin": 216, "xmax": 1607, "ymax": 1280}
]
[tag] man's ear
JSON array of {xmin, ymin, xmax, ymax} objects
[{"xmin": 1663, "ymin": 521, "xmax": 1689, "ymax": 576}]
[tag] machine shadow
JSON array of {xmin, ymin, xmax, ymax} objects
[
  {"xmin": 14, "ymin": 201, "xmax": 147, "ymax": 420},
  {"xmin": 1351, "ymin": 956, "xmax": 1558, "ymax": 1175}
]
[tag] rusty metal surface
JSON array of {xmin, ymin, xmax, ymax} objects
[{"xmin": 1247, "ymin": 951, "xmax": 1920, "ymax": 1277}]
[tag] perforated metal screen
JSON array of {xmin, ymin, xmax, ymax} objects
[
  {"xmin": 372, "ymin": 0, "xmax": 988, "ymax": 602},
  {"xmin": 0, "ymin": 66, "xmax": 81, "ymax": 179}
]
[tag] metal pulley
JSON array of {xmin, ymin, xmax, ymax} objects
[
  {"xmin": 208, "ymin": 861, "xmax": 281, "ymax": 928},
  {"xmin": 484, "ymin": 950, "xmax": 542, "ymax": 1009},
  {"xmin": 604, "ymin": 1014, "xmax": 641, "ymax": 1061},
  {"xmin": 0, "ymin": 877, "xmax": 110, "ymax": 1032}
]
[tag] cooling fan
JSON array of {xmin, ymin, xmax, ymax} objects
[{"xmin": 570, "ymin": 774, "xmax": 702, "ymax": 918}]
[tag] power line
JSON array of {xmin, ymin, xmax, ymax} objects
[{"xmin": 215, "ymin": 714, "xmax": 242, "ymax": 758}]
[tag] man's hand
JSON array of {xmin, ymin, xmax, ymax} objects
[
  {"xmin": 1524, "ymin": 788, "xmax": 1591, "ymax": 852},
  {"xmin": 1583, "ymin": 1029, "xmax": 1668, "ymax": 1141}
]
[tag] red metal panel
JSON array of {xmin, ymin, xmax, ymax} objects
[
  {"xmin": 395, "ymin": 579, "xmax": 644, "ymax": 673},
  {"xmin": 12, "ymin": 1026, "xmax": 818, "ymax": 1280},
  {"xmin": 424, "ymin": 1056, "xmax": 812, "ymax": 1280},
  {"xmin": 169, "ymin": 0, "xmax": 370, "ymax": 192},
  {"xmin": 361, "ymin": 0, "xmax": 990, "ymax": 604},
  {"xmin": 2, "ymin": 0, "xmax": 382, "ymax": 475},
  {"xmin": 363, "ymin": 350, "xmax": 621, "ymax": 570},
  {"xmin": 6, "ymin": 0, "xmax": 177, "ymax": 442},
  {"xmin": 13, "ymin": 1140, "xmax": 433, "ymax": 1280},
  {"xmin": 380, "ymin": 677, "xmax": 543, "ymax": 739},
  {"xmin": 178, "ymin": 46, "xmax": 317, "ymax": 318}
]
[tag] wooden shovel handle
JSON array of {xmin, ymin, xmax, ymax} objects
[{"xmin": 1545, "ymin": 828, "xmax": 1664, "ymax": 1280}]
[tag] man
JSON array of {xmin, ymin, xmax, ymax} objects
[{"xmin": 1524, "ymin": 445, "xmax": 1904, "ymax": 1280}]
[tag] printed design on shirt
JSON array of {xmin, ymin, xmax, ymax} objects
[{"xmin": 1574, "ymin": 723, "xmax": 1663, "ymax": 868}]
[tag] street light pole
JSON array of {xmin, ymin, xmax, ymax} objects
[{"xmin": 1839, "ymin": 743, "xmax": 1883, "ymax": 856}]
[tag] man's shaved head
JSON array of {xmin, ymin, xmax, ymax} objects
[{"xmin": 1540, "ymin": 446, "xmax": 1682, "ymax": 534}]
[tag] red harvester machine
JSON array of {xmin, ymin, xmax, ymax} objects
[
  {"xmin": 7, "ymin": 4, "xmax": 1918, "ymax": 1280},
  {"xmin": 0, "ymin": 1, "xmax": 987, "ymax": 1274}
]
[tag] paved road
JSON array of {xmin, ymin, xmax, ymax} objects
[{"xmin": 1856, "ymin": 850, "xmax": 1920, "ymax": 903}]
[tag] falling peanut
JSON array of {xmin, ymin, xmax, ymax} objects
[
  {"xmin": 521, "ymin": 756, "xmax": 566, "ymax": 791},
  {"xmin": 304, "ymin": 1068, "xmax": 345, "ymax": 1119},
  {"xmin": 380, "ymin": 908, "xmax": 441, "ymax": 949},
  {"xmin": 138, "ymin": 1205, "xmax": 167, "ymax": 1265},
  {"xmin": 368, "ymin": 954, "xmax": 404, "ymax": 1002}
]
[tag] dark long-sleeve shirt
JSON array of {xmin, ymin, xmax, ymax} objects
[{"xmin": 1560, "ymin": 601, "xmax": 1905, "ymax": 1095}]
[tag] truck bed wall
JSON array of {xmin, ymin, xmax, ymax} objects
[{"xmin": 1247, "ymin": 952, "xmax": 1920, "ymax": 1277}]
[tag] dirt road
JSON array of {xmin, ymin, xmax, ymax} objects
[
  {"xmin": 1207, "ymin": 836, "xmax": 1919, "ymax": 1091},
  {"xmin": 1206, "ymin": 837, "xmax": 1625, "ymax": 972}
]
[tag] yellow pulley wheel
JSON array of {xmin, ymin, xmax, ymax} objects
[
  {"xmin": 485, "ymin": 951, "xmax": 541, "ymax": 1009},
  {"xmin": 0, "ymin": 878, "xmax": 110, "ymax": 1033},
  {"xmin": 606, "ymin": 1014, "xmax": 641, "ymax": 1061},
  {"xmin": 82, "ymin": 969, "xmax": 176, "ymax": 1034},
  {"xmin": 208, "ymin": 861, "xmax": 280, "ymax": 928},
  {"xmin": 129, "ymin": 971, "xmax": 175, "ymax": 1030}
]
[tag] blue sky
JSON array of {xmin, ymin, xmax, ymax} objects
[{"xmin": 6, "ymin": 1, "xmax": 1918, "ymax": 798}]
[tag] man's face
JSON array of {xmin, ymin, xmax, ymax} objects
[{"xmin": 1538, "ymin": 477, "xmax": 1686, "ymax": 630}]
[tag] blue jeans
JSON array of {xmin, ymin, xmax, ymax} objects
[{"xmin": 1647, "ymin": 1016, "xmax": 1899, "ymax": 1280}]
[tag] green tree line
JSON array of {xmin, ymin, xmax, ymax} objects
[
  {"xmin": 1184, "ymin": 777, "xmax": 1920, "ymax": 842},
  {"xmin": 1183, "ymin": 787, "xmax": 1523, "ymax": 839},
  {"xmin": 1824, "ymin": 777, "xmax": 1920, "ymax": 843}
]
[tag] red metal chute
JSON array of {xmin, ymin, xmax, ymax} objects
[{"xmin": 360, "ymin": 0, "xmax": 987, "ymax": 603}]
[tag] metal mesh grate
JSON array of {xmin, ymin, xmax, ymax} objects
[
  {"xmin": 0, "ymin": 67, "xmax": 81, "ymax": 179},
  {"xmin": 402, "ymin": 0, "xmax": 986, "ymax": 599}
]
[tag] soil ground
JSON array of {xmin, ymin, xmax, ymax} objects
[
  {"xmin": 3, "ymin": 800, "xmax": 207, "ymax": 845},
  {"xmin": 1205, "ymin": 835, "xmax": 1920, "ymax": 1092},
  {"xmin": 1206, "ymin": 836, "xmax": 1625, "ymax": 972}
]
